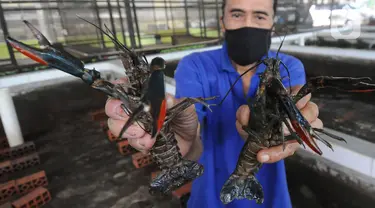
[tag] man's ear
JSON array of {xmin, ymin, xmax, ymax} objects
[{"xmin": 220, "ymin": 16, "xmax": 225, "ymax": 33}]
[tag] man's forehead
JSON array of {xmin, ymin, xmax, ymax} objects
[{"xmin": 225, "ymin": 0, "xmax": 273, "ymax": 12}]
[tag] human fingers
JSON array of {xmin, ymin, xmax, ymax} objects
[
  {"xmin": 299, "ymin": 101, "xmax": 319, "ymax": 123},
  {"xmin": 104, "ymin": 77, "xmax": 131, "ymax": 120},
  {"xmin": 107, "ymin": 118, "xmax": 155, "ymax": 153},
  {"xmin": 235, "ymin": 105, "xmax": 250, "ymax": 140},
  {"xmin": 310, "ymin": 118, "xmax": 323, "ymax": 129},
  {"xmin": 236, "ymin": 120, "xmax": 248, "ymax": 140},
  {"xmin": 257, "ymin": 141, "xmax": 300, "ymax": 163},
  {"xmin": 127, "ymin": 134, "xmax": 155, "ymax": 154},
  {"xmin": 107, "ymin": 118, "xmax": 146, "ymax": 139},
  {"xmin": 295, "ymin": 93, "xmax": 311, "ymax": 110},
  {"xmin": 236, "ymin": 105, "xmax": 250, "ymax": 126},
  {"xmin": 105, "ymin": 98, "xmax": 128, "ymax": 120}
]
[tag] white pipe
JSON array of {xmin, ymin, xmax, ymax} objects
[
  {"xmin": 0, "ymin": 88, "xmax": 24, "ymax": 147},
  {"xmin": 299, "ymin": 36, "xmax": 305, "ymax": 46}
]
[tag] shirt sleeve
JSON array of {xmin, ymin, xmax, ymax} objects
[
  {"xmin": 280, "ymin": 56, "xmax": 307, "ymax": 88},
  {"xmin": 174, "ymin": 55, "xmax": 207, "ymax": 123}
]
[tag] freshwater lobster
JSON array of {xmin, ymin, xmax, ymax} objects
[
  {"xmin": 6, "ymin": 19, "xmax": 217, "ymax": 196},
  {"xmin": 218, "ymin": 36, "xmax": 375, "ymax": 204}
]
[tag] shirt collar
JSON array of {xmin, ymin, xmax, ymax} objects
[
  {"xmin": 220, "ymin": 41, "xmax": 271, "ymax": 75},
  {"xmin": 220, "ymin": 42, "xmax": 235, "ymax": 72}
]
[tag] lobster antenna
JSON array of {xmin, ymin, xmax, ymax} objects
[
  {"xmin": 76, "ymin": 15, "xmax": 132, "ymax": 54},
  {"xmin": 77, "ymin": 15, "xmax": 147, "ymax": 68},
  {"xmin": 103, "ymin": 20, "xmax": 147, "ymax": 67},
  {"xmin": 266, "ymin": 23, "xmax": 277, "ymax": 59},
  {"xmin": 276, "ymin": 24, "xmax": 288, "ymax": 59},
  {"xmin": 273, "ymin": 23, "xmax": 292, "ymax": 93},
  {"xmin": 104, "ymin": 23, "xmax": 120, "ymax": 51},
  {"xmin": 143, "ymin": 54, "xmax": 149, "ymax": 65},
  {"xmin": 218, "ymin": 61, "xmax": 263, "ymax": 106}
]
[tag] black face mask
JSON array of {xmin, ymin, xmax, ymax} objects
[{"xmin": 224, "ymin": 27, "xmax": 272, "ymax": 66}]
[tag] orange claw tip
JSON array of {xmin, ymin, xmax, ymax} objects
[
  {"xmin": 6, "ymin": 37, "xmax": 48, "ymax": 66},
  {"xmin": 157, "ymin": 99, "xmax": 167, "ymax": 133},
  {"xmin": 291, "ymin": 120, "xmax": 322, "ymax": 155}
]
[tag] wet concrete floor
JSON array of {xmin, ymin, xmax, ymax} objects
[
  {"xmin": 26, "ymin": 111, "xmax": 181, "ymax": 208},
  {"xmin": 17, "ymin": 107, "xmax": 375, "ymax": 208},
  {"xmin": 311, "ymin": 89, "xmax": 375, "ymax": 144}
]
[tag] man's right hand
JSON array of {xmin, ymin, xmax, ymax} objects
[{"xmin": 105, "ymin": 78, "xmax": 202, "ymax": 159}]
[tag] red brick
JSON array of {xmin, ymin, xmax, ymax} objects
[
  {"xmin": 117, "ymin": 140, "xmax": 137, "ymax": 156},
  {"xmin": 0, "ymin": 180, "xmax": 18, "ymax": 203},
  {"xmin": 15, "ymin": 171, "xmax": 48, "ymax": 195},
  {"xmin": 0, "ymin": 161, "xmax": 13, "ymax": 177},
  {"xmin": 11, "ymin": 153, "xmax": 40, "ymax": 172},
  {"xmin": 0, "ymin": 142, "xmax": 36, "ymax": 161},
  {"xmin": 11, "ymin": 187, "xmax": 51, "ymax": 208},
  {"xmin": 89, "ymin": 109, "xmax": 107, "ymax": 121},
  {"xmin": 172, "ymin": 182, "xmax": 192, "ymax": 199},
  {"xmin": 150, "ymin": 171, "xmax": 161, "ymax": 180},
  {"xmin": 132, "ymin": 152, "xmax": 153, "ymax": 169},
  {"xmin": 106, "ymin": 129, "xmax": 117, "ymax": 142}
]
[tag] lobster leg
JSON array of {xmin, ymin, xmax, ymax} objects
[
  {"xmin": 281, "ymin": 115, "xmax": 305, "ymax": 148},
  {"xmin": 313, "ymin": 128, "xmax": 347, "ymax": 143},
  {"xmin": 163, "ymin": 96, "xmax": 218, "ymax": 125},
  {"xmin": 118, "ymin": 104, "xmax": 146, "ymax": 138},
  {"xmin": 293, "ymin": 76, "xmax": 375, "ymax": 103}
]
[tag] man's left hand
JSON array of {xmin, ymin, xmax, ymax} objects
[{"xmin": 235, "ymin": 90, "xmax": 323, "ymax": 163}]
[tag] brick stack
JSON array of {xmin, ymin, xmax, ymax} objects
[{"xmin": 0, "ymin": 137, "xmax": 51, "ymax": 208}]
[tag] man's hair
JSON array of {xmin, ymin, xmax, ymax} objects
[{"xmin": 221, "ymin": 0, "xmax": 278, "ymax": 15}]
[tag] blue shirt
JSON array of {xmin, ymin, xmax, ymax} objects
[{"xmin": 174, "ymin": 42, "xmax": 306, "ymax": 208}]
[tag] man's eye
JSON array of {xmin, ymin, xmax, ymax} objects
[
  {"xmin": 232, "ymin": 13, "xmax": 242, "ymax": 18},
  {"xmin": 256, "ymin": 16, "xmax": 266, "ymax": 20}
]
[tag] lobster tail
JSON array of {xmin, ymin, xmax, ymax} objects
[
  {"xmin": 220, "ymin": 174, "xmax": 264, "ymax": 204},
  {"xmin": 149, "ymin": 159, "xmax": 203, "ymax": 196}
]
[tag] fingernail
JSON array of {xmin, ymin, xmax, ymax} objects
[{"xmin": 260, "ymin": 154, "xmax": 270, "ymax": 162}]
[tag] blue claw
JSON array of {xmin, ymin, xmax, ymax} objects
[{"xmin": 6, "ymin": 20, "xmax": 100, "ymax": 85}]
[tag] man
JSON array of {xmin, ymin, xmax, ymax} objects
[{"xmin": 105, "ymin": 0, "xmax": 322, "ymax": 207}]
